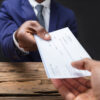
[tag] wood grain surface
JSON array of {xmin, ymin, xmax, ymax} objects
[{"xmin": 0, "ymin": 62, "xmax": 63, "ymax": 100}]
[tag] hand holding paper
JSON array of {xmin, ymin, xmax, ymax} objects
[{"xmin": 34, "ymin": 27, "xmax": 91, "ymax": 78}]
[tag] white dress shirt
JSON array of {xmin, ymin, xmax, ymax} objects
[{"xmin": 13, "ymin": 0, "xmax": 51, "ymax": 53}]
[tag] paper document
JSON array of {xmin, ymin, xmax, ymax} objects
[{"xmin": 34, "ymin": 27, "xmax": 91, "ymax": 78}]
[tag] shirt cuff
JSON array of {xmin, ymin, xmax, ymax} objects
[{"xmin": 13, "ymin": 31, "xmax": 29, "ymax": 54}]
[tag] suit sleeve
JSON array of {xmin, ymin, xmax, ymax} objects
[
  {"xmin": 67, "ymin": 11, "xmax": 78, "ymax": 38},
  {"xmin": 0, "ymin": 2, "xmax": 30, "ymax": 61}
]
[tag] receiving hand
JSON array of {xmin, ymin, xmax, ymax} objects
[
  {"xmin": 72, "ymin": 58, "xmax": 100, "ymax": 100},
  {"xmin": 51, "ymin": 77, "xmax": 91, "ymax": 100},
  {"xmin": 51, "ymin": 58, "xmax": 100, "ymax": 100}
]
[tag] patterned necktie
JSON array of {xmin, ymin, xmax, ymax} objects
[{"xmin": 35, "ymin": 5, "xmax": 45, "ymax": 28}]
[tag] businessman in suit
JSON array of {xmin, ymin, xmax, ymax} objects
[
  {"xmin": 0, "ymin": 0, "xmax": 78, "ymax": 62},
  {"xmin": 0, "ymin": 0, "xmax": 92, "ymax": 99}
]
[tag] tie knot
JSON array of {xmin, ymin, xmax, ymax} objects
[{"xmin": 35, "ymin": 5, "xmax": 44, "ymax": 13}]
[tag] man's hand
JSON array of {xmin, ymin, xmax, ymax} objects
[
  {"xmin": 52, "ymin": 58, "xmax": 100, "ymax": 100},
  {"xmin": 15, "ymin": 21, "xmax": 51, "ymax": 51},
  {"xmin": 51, "ymin": 78, "xmax": 90, "ymax": 100},
  {"xmin": 72, "ymin": 58, "xmax": 100, "ymax": 100}
]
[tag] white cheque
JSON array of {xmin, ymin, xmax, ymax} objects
[{"xmin": 34, "ymin": 27, "xmax": 91, "ymax": 79}]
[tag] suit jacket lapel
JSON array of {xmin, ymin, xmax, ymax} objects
[
  {"xmin": 22, "ymin": 0, "xmax": 58, "ymax": 32},
  {"xmin": 49, "ymin": 0, "xmax": 59, "ymax": 32},
  {"xmin": 21, "ymin": 0, "xmax": 38, "ymax": 21}
]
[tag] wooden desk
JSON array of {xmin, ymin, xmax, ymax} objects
[{"xmin": 0, "ymin": 62, "xmax": 63, "ymax": 100}]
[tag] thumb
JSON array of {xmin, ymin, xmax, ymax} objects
[
  {"xmin": 30, "ymin": 21, "xmax": 51, "ymax": 40},
  {"xmin": 44, "ymin": 33, "xmax": 51, "ymax": 40},
  {"xmin": 36, "ymin": 30, "xmax": 51, "ymax": 41},
  {"xmin": 71, "ymin": 58, "xmax": 92, "ymax": 71}
]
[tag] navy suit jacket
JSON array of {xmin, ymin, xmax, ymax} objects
[{"xmin": 0, "ymin": 0, "xmax": 78, "ymax": 62}]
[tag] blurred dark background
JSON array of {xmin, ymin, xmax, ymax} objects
[{"xmin": 0, "ymin": 0, "xmax": 100, "ymax": 61}]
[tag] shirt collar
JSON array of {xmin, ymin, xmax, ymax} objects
[{"xmin": 29, "ymin": 0, "xmax": 51, "ymax": 8}]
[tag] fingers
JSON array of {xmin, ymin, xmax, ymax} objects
[
  {"xmin": 71, "ymin": 58, "xmax": 92, "ymax": 71},
  {"xmin": 18, "ymin": 32, "xmax": 37, "ymax": 51},
  {"xmin": 63, "ymin": 79, "xmax": 79, "ymax": 96},
  {"xmin": 16, "ymin": 20, "xmax": 51, "ymax": 51},
  {"xmin": 59, "ymin": 84, "xmax": 75, "ymax": 100},
  {"xmin": 64, "ymin": 79, "xmax": 88, "ymax": 94},
  {"xmin": 51, "ymin": 79, "xmax": 75, "ymax": 100},
  {"xmin": 74, "ymin": 89, "xmax": 95, "ymax": 100},
  {"xmin": 51, "ymin": 79, "xmax": 63, "ymax": 89},
  {"xmin": 29, "ymin": 21, "xmax": 51, "ymax": 40},
  {"xmin": 51, "ymin": 78, "xmax": 91, "ymax": 100},
  {"xmin": 75, "ymin": 78, "xmax": 91, "ymax": 88},
  {"xmin": 18, "ymin": 33, "xmax": 35, "ymax": 45}
]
